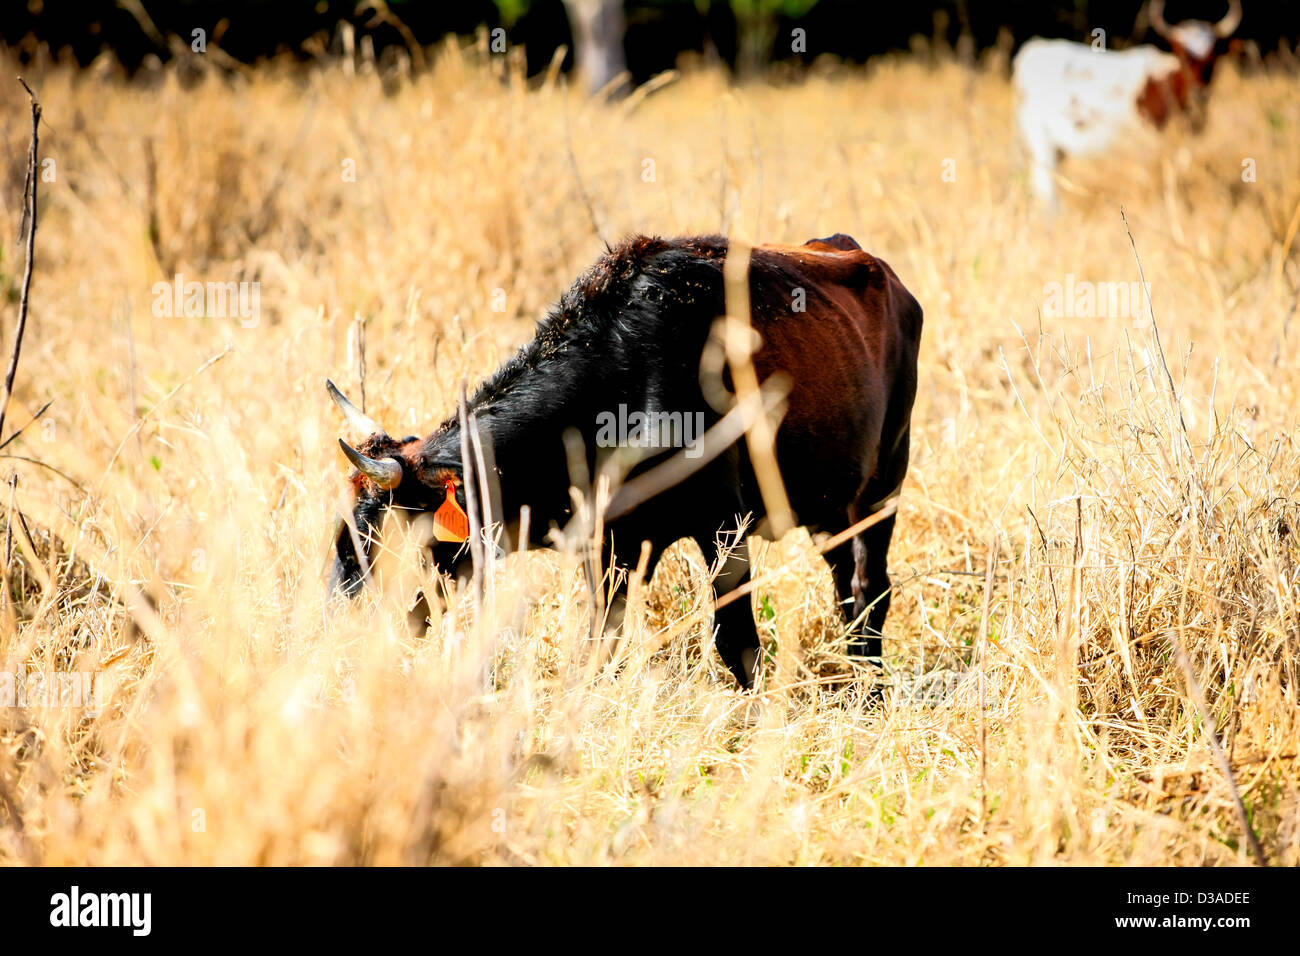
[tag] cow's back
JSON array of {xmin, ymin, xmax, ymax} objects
[{"xmin": 745, "ymin": 237, "xmax": 921, "ymax": 512}]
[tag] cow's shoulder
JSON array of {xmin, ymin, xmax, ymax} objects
[{"xmin": 750, "ymin": 238, "xmax": 885, "ymax": 301}]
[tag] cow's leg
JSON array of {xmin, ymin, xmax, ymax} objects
[
  {"xmin": 597, "ymin": 521, "xmax": 760, "ymax": 686},
  {"xmin": 1028, "ymin": 152, "xmax": 1058, "ymax": 215},
  {"xmin": 695, "ymin": 529, "xmax": 761, "ymax": 689},
  {"xmin": 828, "ymin": 507, "xmax": 897, "ymax": 663},
  {"xmin": 826, "ymin": 536, "xmax": 860, "ymax": 650},
  {"xmin": 828, "ymin": 427, "xmax": 908, "ymax": 665},
  {"xmin": 1019, "ymin": 109, "xmax": 1059, "ymax": 215}
]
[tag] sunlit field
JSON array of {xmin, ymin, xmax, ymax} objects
[{"xmin": 1, "ymin": 36, "xmax": 1298, "ymax": 865}]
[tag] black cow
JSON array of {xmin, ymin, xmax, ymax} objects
[{"xmin": 329, "ymin": 234, "xmax": 922, "ymax": 687}]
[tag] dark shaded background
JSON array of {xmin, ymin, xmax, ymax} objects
[{"xmin": 1, "ymin": 1, "xmax": 1297, "ymax": 81}]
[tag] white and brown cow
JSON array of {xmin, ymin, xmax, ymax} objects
[{"xmin": 1013, "ymin": 0, "xmax": 1242, "ymax": 212}]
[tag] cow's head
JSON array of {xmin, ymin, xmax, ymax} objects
[
  {"xmin": 325, "ymin": 380, "xmax": 469, "ymax": 598},
  {"xmin": 1150, "ymin": 0, "xmax": 1241, "ymax": 86}
]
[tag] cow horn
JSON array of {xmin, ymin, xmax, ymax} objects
[
  {"xmin": 1214, "ymin": 0, "xmax": 1241, "ymax": 37},
  {"xmin": 338, "ymin": 439, "xmax": 403, "ymax": 489},
  {"xmin": 1149, "ymin": 0, "xmax": 1173, "ymax": 38},
  {"xmin": 326, "ymin": 379, "xmax": 385, "ymax": 436}
]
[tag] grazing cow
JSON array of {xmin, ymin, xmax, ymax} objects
[
  {"xmin": 329, "ymin": 234, "xmax": 922, "ymax": 688},
  {"xmin": 1013, "ymin": 0, "xmax": 1241, "ymax": 212}
]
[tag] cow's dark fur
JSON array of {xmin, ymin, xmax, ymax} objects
[{"xmin": 332, "ymin": 234, "xmax": 922, "ymax": 687}]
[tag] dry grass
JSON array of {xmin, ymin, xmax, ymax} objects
[{"xmin": 1, "ymin": 39, "xmax": 1298, "ymax": 865}]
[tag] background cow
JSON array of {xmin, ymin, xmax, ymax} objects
[
  {"xmin": 330, "ymin": 234, "xmax": 922, "ymax": 688},
  {"xmin": 1013, "ymin": 0, "xmax": 1242, "ymax": 212}
]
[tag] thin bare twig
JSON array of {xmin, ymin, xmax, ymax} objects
[
  {"xmin": 0, "ymin": 455, "xmax": 87, "ymax": 494},
  {"xmin": 4, "ymin": 473, "xmax": 15, "ymax": 570},
  {"xmin": 0, "ymin": 79, "xmax": 42, "ymax": 444},
  {"xmin": 0, "ymin": 399, "xmax": 52, "ymax": 453}
]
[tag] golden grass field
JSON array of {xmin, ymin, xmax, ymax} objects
[{"xmin": 0, "ymin": 37, "xmax": 1298, "ymax": 865}]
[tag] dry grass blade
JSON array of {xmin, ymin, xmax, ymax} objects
[
  {"xmin": 458, "ymin": 382, "xmax": 483, "ymax": 609},
  {"xmin": 722, "ymin": 235, "xmax": 793, "ymax": 536}
]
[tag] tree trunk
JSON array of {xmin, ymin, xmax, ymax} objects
[{"xmin": 565, "ymin": 0, "xmax": 627, "ymax": 96}]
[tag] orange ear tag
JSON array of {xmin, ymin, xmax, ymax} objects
[{"xmin": 432, "ymin": 479, "xmax": 469, "ymax": 543}]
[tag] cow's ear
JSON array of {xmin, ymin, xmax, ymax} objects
[{"xmin": 416, "ymin": 465, "xmax": 462, "ymax": 489}]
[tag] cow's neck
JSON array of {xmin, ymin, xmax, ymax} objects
[{"xmin": 434, "ymin": 336, "xmax": 632, "ymax": 536}]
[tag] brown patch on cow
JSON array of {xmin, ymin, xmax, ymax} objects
[
  {"xmin": 1136, "ymin": 69, "xmax": 1187, "ymax": 127},
  {"xmin": 752, "ymin": 239, "xmax": 881, "ymax": 296}
]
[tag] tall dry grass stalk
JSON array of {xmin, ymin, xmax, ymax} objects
[{"xmin": 0, "ymin": 39, "xmax": 1297, "ymax": 864}]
